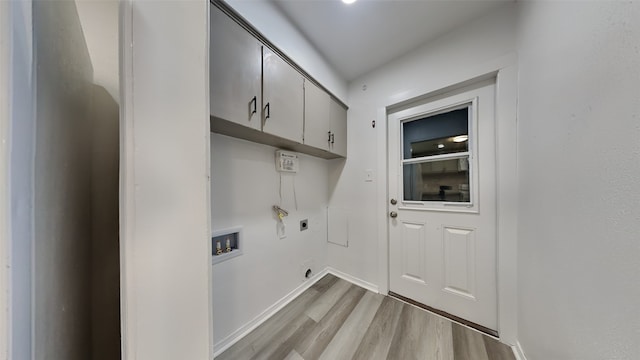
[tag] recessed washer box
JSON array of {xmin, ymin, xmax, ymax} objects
[{"xmin": 211, "ymin": 226, "xmax": 243, "ymax": 265}]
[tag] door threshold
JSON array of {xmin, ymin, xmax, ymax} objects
[{"xmin": 388, "ymin": 291, "xmax": 498, "ymax": 338}]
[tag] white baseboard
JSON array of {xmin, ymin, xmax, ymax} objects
[
  {"xmin": 513, "ymin": 341, "xmax": 528, "ymax": 360},
  {"xmin": 326, "ymin": 267, "xmax": 380, "ymax": 294},
  {"xmin": 212, "ymin": 267, "xmax": 329, "ymax": 357}
]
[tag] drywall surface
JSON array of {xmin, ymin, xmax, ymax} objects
[
  {"xmin": 120, "ymin": 1, "xmax": 211, "ymax": 359},
  {"xmin": 210, "ymin": 133, "xmax": 329, "ymax": 346},
  {"xmin": 76, "ymin": 0, "xmax": 119, "ymax": 102},
  {"xmin": 0, "ymin": 3, "xmax": 10, "ymax": 357},
  {"xmin": 516, "ymin": 2, "xmax": 640, "ymax": 359},
  {"xmin": 225, "ymin": 0, "xmax": 347, "ymax": 102},
  {"xmin": 330, "ymin": 4, "xmax": 517, "ymax": 289},
  {"xmin": 32, "ymin": 1, "xmax": 94, "ymax": 359},
  {"xmin": 5, "ymin": 2, "xmax": 35, "ymax": 359}
]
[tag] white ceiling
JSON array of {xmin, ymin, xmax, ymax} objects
[{"xmin": 271, "ymin": 0, "xmax": 511, "ymax": 81}]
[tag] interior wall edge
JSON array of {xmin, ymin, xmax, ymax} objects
[
  {"xmin": 512, "ymin": 341, "xmax": 528, "ymax": 360},
  {"xmin": 120, "ymin": 1, "xmax": 211, "ymax": 358},
  {"xmin": 0, "ymin": 1, "xmax": 11, "ymax": 357},
  {"xmin": 3, "ymin": 2, "xmax": 35, "ymax": 359}
]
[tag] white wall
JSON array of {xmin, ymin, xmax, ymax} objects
[
  {"xmin": 210, "ymin": 0, "xmax": 340, "ymax": 348},
  {"xmin": 4, "ymin": 2, "xmax": 35, "ymax": 359},
  {"xmin": 208, "ymin": 1, "xmax": 518, "ymax": 346},
  {"xmin": 328, "ymin": 3, "xmax": 517, "ymax": 289},
  {"xmin": 120, "ymin": 1, "xmax": 211, "ymax": 359},
  {"xmin": 210, "ymin": 134, "xmax": 329, "ymax": 347},
  {"xmin": 516, "ymin": 2, "xmax": 640, "ymax": 359},
  {"xmin": 0, "ymin": 3, "xmax": 11, "ymax": 358},
  {"xmin": 225, "ymin": 0, "xmax": 347, "ymax": 102},
  {"xmin": 32, "ymin": 1, "xmax": 94, "ymax": 358}
]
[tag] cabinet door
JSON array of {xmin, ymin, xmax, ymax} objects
[
  {"xmin": 263, "ymin": 48, "xmax": 304, "ymax": 143},
  {"xmin": 303, "ymin": 79, "xmax": 331, "ymax": 151},
  {"xmin": 210, "ymin": 6, "xmax": 262, "ymax": 131},
  {"xmin": 329, "ymin": 98, "xmax": 347, "ymax": 157}
]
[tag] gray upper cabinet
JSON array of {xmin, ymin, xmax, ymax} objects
[
  {"xmin": 303, "ymin": 80, "xmax": 331, "ymax": 151},
  {"xmin": 209, "ymin": 3, "xmax": 347, "ymax": 159},
  {"xmin": 262, "ymin": 48, "xmax": 304, "ymax": 144},
  {"xmin": 210, "ymin": 6, "xmax": 262, "ymax": 131},
  {"xmin": 304, "ymin": 81, "xmax": 347, "ymax": 157},
  {"xmin": 329, "ymin": 98, "xmax": 348, "ymax": 157}
]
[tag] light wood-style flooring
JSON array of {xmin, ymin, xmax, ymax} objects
[{"xmin": 216, "ymin": 274, "xmax": 515, "ymax": 360}]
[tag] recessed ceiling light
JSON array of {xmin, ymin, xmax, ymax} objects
[
  {"xmin": 453, "ymin": 135, "xmax": 469, "ymax": 143},
  {"xmin": 437, "ymin": 144, "xmax": 445, "ymax": 149},
  {"xmin": 342, "ymin": 0, "xmax": 357, "ymax": 4}
]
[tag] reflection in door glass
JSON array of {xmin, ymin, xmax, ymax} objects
[
  {"xmin": 403, "ymin": 158, "xmax": 470, "ymax": 202},
  {"xmin": 402, "ymin": 106, "xmax": 471, "ymax": 203},
  {"xmin": 403, "ymin": 108, "xmax": 468, "ymax": 159}
]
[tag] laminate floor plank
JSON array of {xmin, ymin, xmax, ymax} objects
[
  {"xmin": 296, "ymin": 285, "xmax": 367, "ymax": 360},
  {"xmin": 426, "ymin": 316, "xmax": 455, "ymax": 360},
  {"xmin": 351, "ymin": 296, "xmax": 404, "ymax": 360},
  {"xmin": 311, "ymin": 274, "xmax": 339, "ymax": 293},
  {"xmin": 215, "ymin": 275, "xmax": 516, "ymax": 360},
  {"xmin": 387, "ymin": 303, "xmax": 432, "ymax": 359},
  {"xmin": 318, "ymin": 291, "xmax": 384, "ymax": 360},
  {"xmin": 216, "ymin": 287, "xmax": 319, "ymax": 360},
  {"xmin": 251, "ymin": 315, "xmax": 316, "ymax": 360},
  {"xmin": 483, "ymin": 336, "xmax": 516, "ymax": 360},
  {"xmin": 283, "ymin": 350, "xmax": 304, "ymax": 360},
  {"xmin": 452, "ymin": 323, "xmax": 490, "ymax": 360},
  {"xmin": 304, "ymin": 278, "xmax": 352, "ymax": 322}
]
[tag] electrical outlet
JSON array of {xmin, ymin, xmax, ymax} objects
[{"xmin": 300, "ymin": 219, "xmax": 309, "ymax": 231}]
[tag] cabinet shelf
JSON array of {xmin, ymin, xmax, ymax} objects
[{"xmin": 210, "ymin": 116, "xmax": 343, "ymax": 159}]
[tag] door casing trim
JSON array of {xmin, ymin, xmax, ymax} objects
[{"xmin": 376, "ymin": 53, "xmax": 518, "ymax": 345}]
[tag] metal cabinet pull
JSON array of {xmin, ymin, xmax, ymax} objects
[
  {"xmin": 250, "ymin": 96, "xmax": 257, "ymax": 115},
  {"xmin": 331, "ymin": 133, "xmax": 335, "ymax": 144},
  {"xmin": 328, "ymin": 131, "xmax": 332, "ymax": 143},
  {"xmin": 390, "ymin": 211, "xmax": 398, "ymax": 218},
  {"xmin": 264, "ymin": 102, "xmax": 270, "ymax": 120}
]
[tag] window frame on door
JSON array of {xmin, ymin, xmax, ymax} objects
[{"xmin": 398, "ymin": 97, "xmax": 480, "ymax": 213}]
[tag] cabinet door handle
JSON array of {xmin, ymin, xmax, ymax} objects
[
  {"xmin": 328, "ymin": 131, "xmax": 332, "ymax": 143},
  {"xmin": 264, "ymin": 103, "xmax": 270, "ymax": 120},
  {"xmin": 250, "ymin": 96, "xmax": 257, "ymax": 115},
  {"xmin": 331, "ymin": 133, "xmax": 335, "ymax": 144}
]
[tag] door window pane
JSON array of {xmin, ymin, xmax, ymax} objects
[
  {"xmin": 403, "ymin": 107, "xmax": 468, "ymax": 159},
  {"xmin": 403, "ymin": 158, "xmax": 470, "ymax": 202}
]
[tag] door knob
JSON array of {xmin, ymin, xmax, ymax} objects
[
  {"xmin": 390, "ymin": 211, "xmax": 398, "ymax": 218},
  {"xmin": 390, "ymin": 199, "xmax": 397, "ymax": 205}
]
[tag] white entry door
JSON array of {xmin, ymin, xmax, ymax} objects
[{"xmin": 388, "ymin": 80, "xmax": 497, "ymax": 332}]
